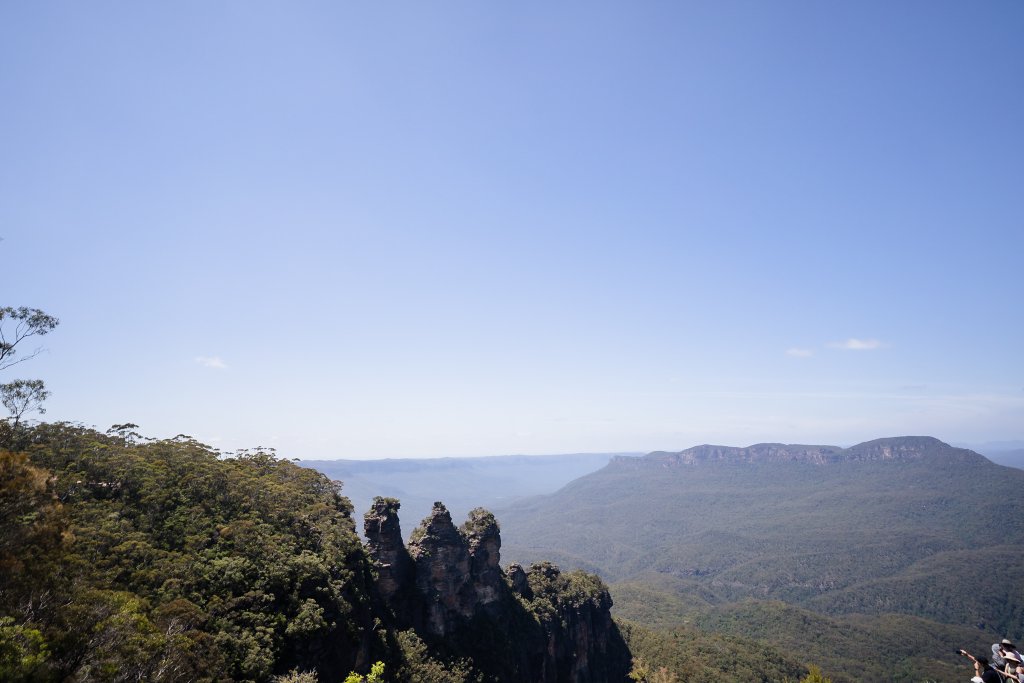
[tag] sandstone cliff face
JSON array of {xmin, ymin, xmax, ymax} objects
[
  {"xmin": 363, "ymin": 498, "xmax": 630, "ymax": 683},
  {"xmin": 614, "ymin": 436, "xmax": 986, "ymax": 468},
  {"xmin": 844, "ymin": 436, "xmax": 985, "ymax": 463}
]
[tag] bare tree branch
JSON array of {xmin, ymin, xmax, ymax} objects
[{"xmin": 0, "ymin": 307, "xmax": 60, "ymax": 373}]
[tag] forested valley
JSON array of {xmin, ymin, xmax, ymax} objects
[{"xmin": 6, "ymin": 421, "xmax": 1023, "ymax": 682}]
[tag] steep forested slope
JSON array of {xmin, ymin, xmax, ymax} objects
[{"xmin": 2, "ymin": 423, "xmax": 380, "ymax": 682}]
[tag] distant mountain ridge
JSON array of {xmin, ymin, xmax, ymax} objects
[
  {"xmin": 496, "ymin": 435, "xmax": 1024, "ymax": 680},
  {"xmin": 499, "ymin": 435, "xmax": 1024, "ymax": 626},
  {"xmin": 627, "ymin": 436, "xmax": 986, "ymax": 467}
]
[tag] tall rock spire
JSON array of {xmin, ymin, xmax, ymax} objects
[
  {"xmin": 407, "ymin": 501, "xmax": 475, "ymax": 635},
  {"xmin": 363, "ymin": 497, "xmax": 414, "ymax": 605}
]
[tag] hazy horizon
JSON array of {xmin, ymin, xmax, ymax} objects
[{"xmin": 294, "ymin": 437, "xmax": 1024, "ymax": 463}]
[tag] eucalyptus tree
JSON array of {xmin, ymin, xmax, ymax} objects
[{"xmin": 0, "ymin": 306, "xmax": 59, "ymax": 427}]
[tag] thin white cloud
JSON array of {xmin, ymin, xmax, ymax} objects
[
  {"xmin": 786, "ymin": 347, "xmax": 814, "ymax": 358},
  {"xmin": 195, "ymin": 355, "xmax": 227, "ymax": 369},
  {"xmin": 828, "ymin": 338, "xmax": 884, "ymax": 351}
]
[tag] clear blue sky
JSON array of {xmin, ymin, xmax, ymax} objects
[{"xmin": 2, "ymin": 2, "xmax": 1021, "ymax": 458}]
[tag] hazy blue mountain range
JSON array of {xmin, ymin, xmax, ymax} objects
[
  {"xmin": 302, "ymin": 452, "xmax": 638, "ymax": 535},
  {"xmin": 482, "ymin": 436, "xmax": 1024, "ymax": 680},
  {"xmin": 496, "ymin": 437, "xmax": 1024, "ymax": 633},
  {"xmin": 969, "ymin": 443, "xmax": 1024, "ymax": 470}
]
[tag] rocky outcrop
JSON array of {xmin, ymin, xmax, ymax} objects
[
  {"xmin": 508, "ymin": 562, "xmax": 532, "ymax": 599},
  {"xmin": 461, "ymin": 507, "xmax": 505, "ymax": 611},
  {"xmin": 523, "ymin": 562, "xmax": 626, "ymax": 683},
  {"xmin": 362, "ymin": 500, "xmax": 630, "ymax": 682},
  {"xmin": 363, "ymin": 497, "xmax": 413, "ymax": 603},
  {"xmin": 406, "ymin": 501, "xmax": 476, "ymax": 634}
]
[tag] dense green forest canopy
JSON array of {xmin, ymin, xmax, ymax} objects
[{"xmin": 0, "ymin": 422, "xmax": 383, "ymax": 682}]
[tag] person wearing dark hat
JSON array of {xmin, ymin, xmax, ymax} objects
[
  {"xmin": 993, "ymin": 639, "xmax": 1021, "ymax": 669},
  {"xmin": 961, "ymin": 651, "xmax": 1001, "ymax": 683}
]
